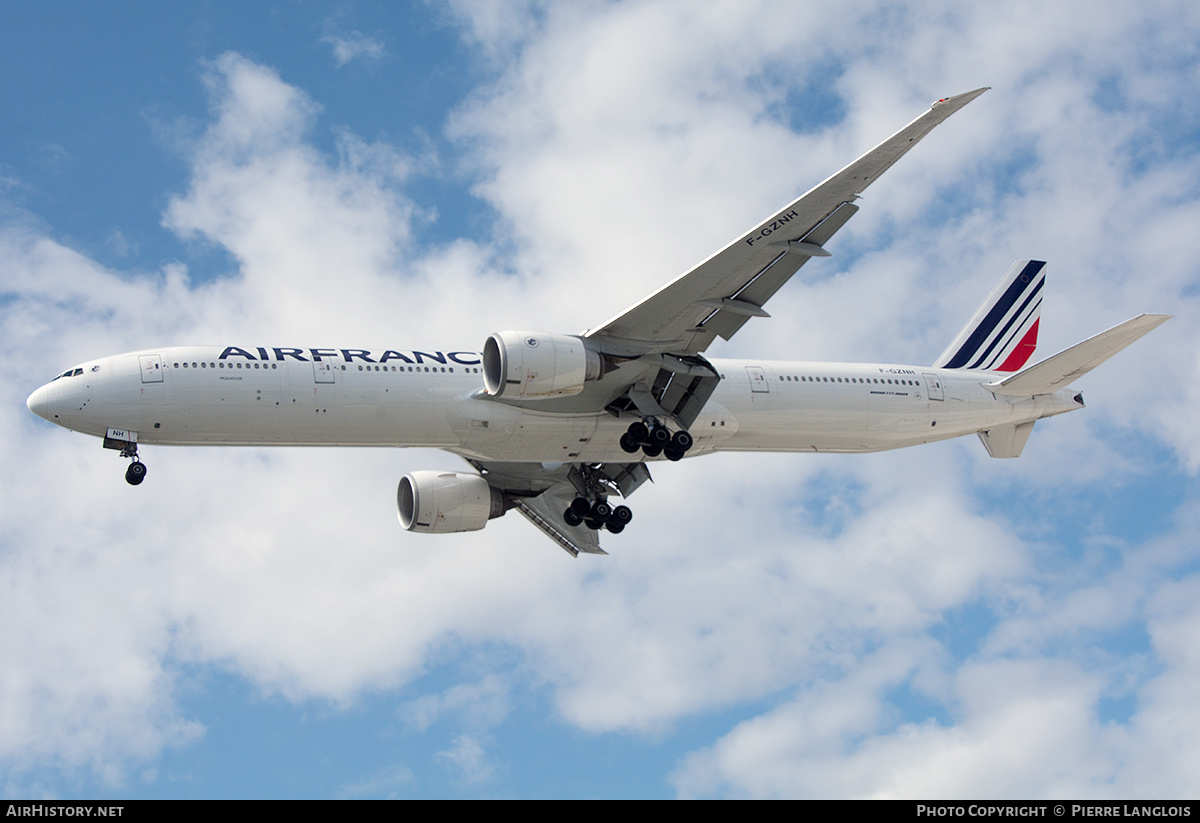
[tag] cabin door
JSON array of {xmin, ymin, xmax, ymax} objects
[
  {"xmin": 746, "ymin": 366, "xmax": 769, "ymax": 393},
  {"xmin": 138, "ymin": 354, "xmax": 163, "ymax": 383},
  {"xmin": 313, "ymin": 361, "xmax": 336, "ymax": 384},
  {"xmin": 923, "ymin": 372, "xmax": 944, "ymax": 401}
]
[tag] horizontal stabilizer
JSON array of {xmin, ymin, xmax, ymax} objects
[
  {"xmin": 986, "ymin": 314, "xmax": 1170, "ymax": 396},
  {"xmin": 978, "ymin": 421, "xmax": 1035, "ymax": 458}
]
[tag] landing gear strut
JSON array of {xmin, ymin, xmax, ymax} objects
[{"xmin": 620, "ymin": 418, "xmax": 694, "ymax": 461}]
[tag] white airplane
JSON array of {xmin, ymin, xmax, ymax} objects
[{"xmin": 26, "ymin": 88, "xmax": 1169, "ymax": 556}]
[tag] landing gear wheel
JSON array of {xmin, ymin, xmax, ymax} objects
[
  {"xmin": 664, "ymin": 447, "xmax": 684, "ymax": 462},
  {"xmin": 626, "ymin": 421, "xmax": 649, "ymax": 443},
  {"xmin": 125, "ymin": 461, "xmax": 147, "ymax": 486},
  {"xmin": 649, "ymin": 425, "xmax": 672, "ymax": 447},
  {"xmin": 603, "ymin": 506, "xmax": 632, "ymax": 533},
  {"xmin": 620, "ymin": 433, "xmax": 641, "ymax": 453},
  {"xmin": 591, "ymin": 501, "xmax": 612, "ymax": 521},
  {"xmin": 671, "ymin": 430, "xmax": 694, "ymax": 452},
  {"xmin": 564, "ymin": 507, "xmax": 584, "ymax": 527},
  {"xmin": 642, "ymin": 444, "xmax": 662, "ymax": 458},
  {"xmin": 569, "ymin": 497, "xmax": 591, "ymax": 518}
]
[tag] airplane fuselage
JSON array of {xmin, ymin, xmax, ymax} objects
[{"xmin": 27, "ymin": 345, "xmax": 1084, "ymax": 462}]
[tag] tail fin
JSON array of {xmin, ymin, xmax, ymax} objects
[{"xmin": 934, "ymin": 260, "xmax": 1046, "ymax": 372}]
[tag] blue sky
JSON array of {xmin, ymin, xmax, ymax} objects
[{"xmin": 3, "ymin": 0, "xmax": 1200, "ymax": 799}]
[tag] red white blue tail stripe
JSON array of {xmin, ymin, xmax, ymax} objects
[{"xmin": 933, "ymin": 260, "xmax": 1045, "ymax": 372}]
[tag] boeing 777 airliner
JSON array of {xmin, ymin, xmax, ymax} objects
[{"xmin": 26, "ymin": 88, "xmax": 1169, "ymax": 556}]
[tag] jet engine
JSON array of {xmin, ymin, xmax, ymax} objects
[
  {"xmin": 483, "ymin": 331, "xmax": 603, "ymax": 399},
  {"xmin": 397, "ymin": 471, "xmax": 505, "ymax": 534}
]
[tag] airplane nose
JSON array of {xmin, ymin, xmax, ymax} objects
[{"xmin": 27, "ymin": 384, "xmax": 52, "ymax": 421}]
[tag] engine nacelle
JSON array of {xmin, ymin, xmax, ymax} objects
[
  {"xmin": 397, "ymin": 471, "xmax": 505, "ymax": 534},
  {"xmin": 483, "ymin": 330, "xmax": 603, "ymax": 399}
]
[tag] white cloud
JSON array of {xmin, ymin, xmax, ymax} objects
[
  {"xmin": 673, "ymin": 656, "xmax": 1114, "ymax": 798},
  {"xmin": 321, "ymin": 31, "xmax": 385, "ymax": 68},
  {"xmin": 435, "ymin": 735, "xmax": 497, "ymax": 785},
  {"xmin": 400, "ymin": 674, "xmax": 512, "ymax": 732},
  {"xmin": 334, "ymin": 763, "xmax": 416, "ymax": 799}
]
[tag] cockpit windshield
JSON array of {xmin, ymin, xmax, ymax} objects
[{"xmin": 52, "ymin": 368, "xmax": 84, "ymax": 381}]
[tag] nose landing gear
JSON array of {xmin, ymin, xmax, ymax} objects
[{"xmin": 103, "ymin": 428, "xmax": 147, "ymax": 486}]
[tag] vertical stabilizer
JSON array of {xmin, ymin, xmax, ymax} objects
[{"xmin": 935, "ymin": 260, "xmax": 1045, "ymax": 371}]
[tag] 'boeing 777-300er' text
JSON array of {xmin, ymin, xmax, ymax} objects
[{"xmin": 26, "ymin": 88, "xmax": 1169, "ymax": 556}]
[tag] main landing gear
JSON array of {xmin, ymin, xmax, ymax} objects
[
  {"xmin": 566, "ymin": 417, "xmax": 692, "ymax": 531},
  {"xmin": 121, "ymin": 444, "xmax": 147, "ymax": 486},
  {"xmin": 619, "ymin": 419, "xmax": 694, "ymax": 461},
  {"xmin": 561, "ymin": 463, "xmax": 636, "ymax": 535},
  {"xmin": 563, "ymin": 496, "xmax": 633, "ymax": 534}
]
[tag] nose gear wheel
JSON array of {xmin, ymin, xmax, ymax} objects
[{"xmin": 118, "ymin": 442, "xmax": 147, "ymax": 486}]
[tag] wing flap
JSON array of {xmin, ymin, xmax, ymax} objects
[
  {"xmin": 986, "ymin": 314, "xmax": 1170, "ymax": 396},
  {"xmin": 517, "ymin": 491, "xmax": 606, "ymax": 557}
]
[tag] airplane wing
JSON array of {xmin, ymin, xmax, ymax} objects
[
  {"xmin": 584, "ymin": 87, "xmax": 991, "ymax": 357},
  {"xmin": 467, "ymin": 459, "xmax": 653, "ymax": 557}
]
